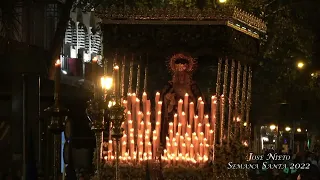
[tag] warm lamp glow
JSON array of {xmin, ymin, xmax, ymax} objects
[
  {"xmin": 270, "ymin": 125, "xmax": 276, "ymax": 131},
  {"xmin": 114, "ymin": 65, "xmax": 119, "ymax": 70},
  {"xmin": 285, "ymin": 127, "xmax": 291, "ymax": 132},
  {"xmin": 92, "ymin": 57, "xmax": 98, "ymax": 62},
  {"xmin": 101, "ymin": 76, "xmax": 113, "ymax": 90},
  {"xmin": 297, "ymin": 128, "xmax": 302, "ymax": 132},
  {"xmin": 55, "ymin": 59, "xmax": 61, "ymax": 66},
  {"xmin": 243, "ymin": 122, "xmax": 247, "ymax": 127},
  {"xmin": 297, "ymin": 62, "xmax": 304, "ymax": 69},
  {"xmin": 218, "ymin": 0, "xmax": 227, "ymax": 3}
]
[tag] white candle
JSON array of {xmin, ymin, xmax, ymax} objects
[
  {"xmin": 155, "ymin": 92, "xmax": 160, "ymax": 109},
  {"xmin": 173, "ymin": 114, "xmax": 178, "ymax": 134},
  {"xmin": 178, "ymin": 99, "xmax": 183, "ymax": 119},
  {"xmin": 184, "ymin": 93, "xmax": 189, "ymax": 122},
  {"xmin": 197, "ymin": 97, "xmax": 202, "ymax": 110},
  {"xmin": 142, "ymin": 92, "xmax": 147, "ymax": 102},
  {"xmin": 189, "ymin": 102, "xmax": 194, "ymax": 127},
  {"xmin": 130, "ymin": 140, "xmax": 134, "ymax": 157},
  {"xmin": 127, "ymin": 93, "xmax": 132, "ymax": 112},
  {"xmin": 197, "ymin": 123, "xmax": 202, "ymax": 137},
  {"xmin": 210, "ymin": 96, "xmax": 217, "ymax": 125},
  {"xmin": 122, "ymin": 141, "xmax": 127, "ymax": 157},
  {"xmin": 199, "ymin": 101, "xmax": 204, "ymax": 124},
  {"xmin": 157, "ymin": 101, "xmax": 162, "ymax": 114},
  {"xmin": 181, "ymin": 112, "xmax": 186, "ymax": 135},
  {"xmin": 194, "ymin": 115, "xmax": 198, "ymax": 132},
  {"xmin": 146, "ymin": 100, "xmax": 151, "ymax": 113}
]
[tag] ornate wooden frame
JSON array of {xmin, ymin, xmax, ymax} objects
[{"xmin": 96, "ymin": 6, "xmax": 266, "ymax": 39}]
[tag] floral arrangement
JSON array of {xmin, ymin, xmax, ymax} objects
[
  {"xmin": 92, "ymin": 136, "xmax": 249, "ymax": 180},
  {"xmin": 163, "ymin": 164, "xmax": 214, "ymax": 180},
  {"xmin": 212, "ymin": 137, "xmax": 249, "ymax": 178},
  {"xmin": 91, "ymin": 163, "xmax": 146, "ymax": 180}
]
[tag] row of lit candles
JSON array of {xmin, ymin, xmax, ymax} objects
[{"xmin": 103, "ymin": 92, "xmax": 219, "ymax": 164}]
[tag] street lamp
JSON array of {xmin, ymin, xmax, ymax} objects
[
  {"xmin": 297, "ymin": 62, "xmax": 305, "ymax": 69},
  {"xmin": 270, "ymin": 125, "xmax": 276, "ymax": 131},
  {"xmin": 285, "ymin": 127, "xmax": 291, "ymax": 132}
]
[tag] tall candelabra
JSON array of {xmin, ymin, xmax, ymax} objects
[
  {"xmin": 45, "ymin": 59, "xmax": 68, "ymax": 180},
  {"xmin": 87, "ymin": 58, "xmax": 120, "ymax": 180},
  {"xmin": 86, "ymin": 97, "xmax": 105, "ymax": 179},
  {"xmin": 109, "ymin": 104, "xmax": 125, "ymax": 180}
]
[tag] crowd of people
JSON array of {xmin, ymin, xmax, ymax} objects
[{"xmin": 250, "ymin": 149, "xmax": 320, "ymax": 180}]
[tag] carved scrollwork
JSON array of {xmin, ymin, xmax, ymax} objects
[{"xmin": 97, "ymin": 6, "xmax": 266, "ymax": 33}]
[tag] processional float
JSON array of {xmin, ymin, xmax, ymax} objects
[{"xmin": 85, "ymin": 4, "xmax": 265, "ymax": 180}]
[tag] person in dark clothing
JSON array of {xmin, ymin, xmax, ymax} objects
[{"xmin": 298, "ymin": 160, "xmax": 320, "ymax": 180}]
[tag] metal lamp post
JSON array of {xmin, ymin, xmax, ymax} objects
[{"xmin": 45, "ymin": 60, "xmax": 69, "ymax": 180}]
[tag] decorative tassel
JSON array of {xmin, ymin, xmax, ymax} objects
[
  {"xmin": 136, "ymin": 58, "xmax": 141, "ymax": 96},
  {"xmin": 128, "ymin": 54, "xmax": 134, "ymax": 93},
  {"xmin": 234, "ymin": 61, "xmax": 242, "ymax": 137},
  {"xmin": 143, "ymin": 55, "xmax": 148, "ymax": 93},
  {"xmin": 246, "ymin": 66, "xmax": 252, "ymax": 138},
  {"xmin": 227, "ymin": 59, "xmax": 235, "ymax": 145},
  {"xmin": 112, "ymin": 53, "xmax": 117, "ymax": 96},
  {"xmin": 215, "ymin": 58, "xmax": 222, "ymax": 145},
  {"xmin": 220, "ymin": 58, "xmax": 228, "ymax": 144},
  {"xmin": 121, "ymin": 56, "xmax": 126, "ymax": 99},
  {"xmin": 240, "ymin": 65, "xmax": 248, "ymax": 141}
]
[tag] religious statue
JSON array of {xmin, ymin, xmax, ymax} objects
[{"xmin": 160, "ymin": 53, "xmax": 204, "ymax": 145}]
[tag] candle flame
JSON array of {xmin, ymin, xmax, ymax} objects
[
  {"xmin": 143, "ymin": 92, "xmax": 147, "ymax": 96},
  {"xmin": 198, "ymin": 97, "xmax": 202, "ymax": 100},
  {"xmin": 185, "ymin": 93, "xmax": 189, "ymax": 96},
  {"xmin": 92, "ymin": 57, "xmax": 98, "ymax": 62},
  {"xmin": 156, "ymin": 92, "xmax": 160, "ymax": 95},
  {"xmin": 114, "ymin": 65, "xmax": 119, "ymax": 70},
  {"xmin": 179, "ymin": 99, "xmax": 183, "ymax": 103},
  {"xmin": 236, "ymin": 117, "xmax": 241, "ymax": 122},
  {"xmin": 55, "ymin": 59, "xmax": 61, "ymax": 66}
]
